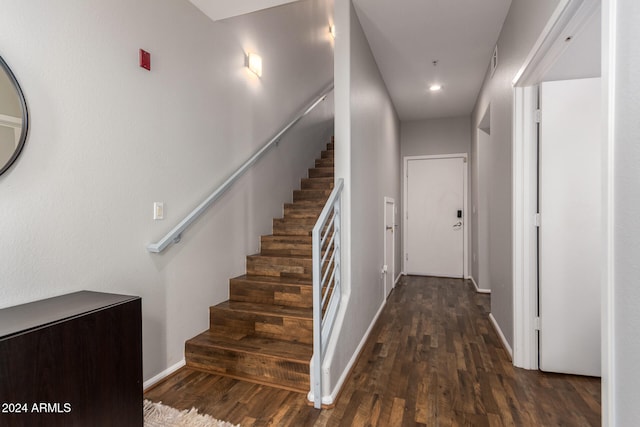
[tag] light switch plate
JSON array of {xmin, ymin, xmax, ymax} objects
[{"xmin": 153, "ymin": 202, "xmax": 164, "ymax": 220}]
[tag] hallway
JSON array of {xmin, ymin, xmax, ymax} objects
[{"xmin": 145, "ymin": 276, "xmax": 600, "ymax": 426}]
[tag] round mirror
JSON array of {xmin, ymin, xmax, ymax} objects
[{"xmin": 0, "ymin": 54, "xmax": 28, "ymax": 177}]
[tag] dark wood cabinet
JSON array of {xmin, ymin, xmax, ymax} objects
[{"xmin": 0, "ymin": 291, "xmax": 143, "ymax": 426}]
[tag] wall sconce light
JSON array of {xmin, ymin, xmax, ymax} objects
[
  {"xmin": 329, "ymin": 25, "xmax": 336, "ymax": 39},
  {"xmin": 246, "ymin": 52, "xmax": 263, "ymax": 77},
  {"xmin": 429, "ymin": 84, "xmax": 442, "ymax": 92}
]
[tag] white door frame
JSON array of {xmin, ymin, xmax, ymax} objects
[
  {"xmin": 383, "ymin": 197, "xmax": 395, "ymax": 298},
  {"xmin": 403, "ymin": 154, "xmax": 469, "ymax": 278},
  {"xmin": 475, "ymin": 105, "xmax": 492, "ymax": 293},
  {"xmin": 512, "ymin": 84, "xmax": 540, "ymax": 371},
  {"xmin": 511, "ymin": 0, "xmax": 609, "ymax": 402}
]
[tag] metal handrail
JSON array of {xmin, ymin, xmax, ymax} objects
[
  {"xmin": 311, "ymin": 178, "xmax": 344, "ymax": 409},
  {"xmin": 146, "ymin": 82, "xmax": 334, "ymax": 253}
]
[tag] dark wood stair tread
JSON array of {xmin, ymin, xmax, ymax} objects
[
  {"xmin": 231, "ymin": 274, "xmax": 311, "ymax": 286},
  {"xmin": 303, "ymin": 177, "xmax": 333, "ymax": 182},
  {"xmin": 212, "ymin": 300, "xmax": 312, "ymax": 320},
  {"xmin": 229, "ymin": 274, "xmax": 313, "ymax": 308},
  {"xmin": 272, "ymin": 218, "xmax": 318, "ymax": 236},
  {"xmin": 187, "ymin": 330, "xmax": 312, "ymax": 362},
  {"xmin": 274, "ymin": 217, "xmax": 318, "ymax": 224},
  {"xmin": 259, "ymin": 235, "xmax": 313, "ymax": 257},
  {"xmin": 248, "ymin": 253, "xmax": 312, "ymax": 260},
  {"xmin": 308, "ymin": 167, "xmax": 334, "ymax": 178},
  {"xmin": 301, "ymin": 177, "xmax": 334, "ymax": 190},
  {"xmin": 293, "ymin": 190, "xmax": 332, "ymax": 197},
  {"xmin": 261, "ymin": 235, "xmax": 313, "ymax": 243},
  {"xmin": 288, "ymin": 198, "xmax": 328, "ymax": 203},
  {"xmin": 284, "ymin": 200, "xmax": 327, "ymax": 209},
  {"xmin": 246, "ymin": 253, "xmax": 313, "ymax": 279},
  {"xmin": 292, "ymin": 189, "xmax": 332, "ymax": 202}
]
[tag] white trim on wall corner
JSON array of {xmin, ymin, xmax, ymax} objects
[
  {"xmin": 395, "ymin": 273, "xmax": 403, "ymax": 285},
  {"xmin": 319, "ymin": 299, "xmax": 387, "ymax": 406},
  {"xmin": 143, "ymin": 359, "xmax": 186, "ymax": 391},
  {"xmin": 512, "ymin": 85, "xmax": 539, "ymax": 371},
  {"xmin": 602, "ymin": 1, "xmax": 616, "ymax": 425},
  {"xmin": 489, "ymin": 313, "xmax": 513, "ymax": 360},
  {"xmin": 468, "ymin": 276, "xmax": 491, "ymax": 294}
]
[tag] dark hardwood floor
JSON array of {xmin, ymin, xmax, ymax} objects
[{"xmin": 145, "ymin": 275, "xmax": 601, "ymax": 426}]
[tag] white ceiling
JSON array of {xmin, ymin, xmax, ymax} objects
[
  {"xmin": 190, "ymin": 0, "xmax": 513, "ymax": 121},
  {"xmin": 189, "ymin": 0, "xmax": 299, "ymax": 22},
  {"xmin": 352, "ymin": 0, "xmax": 512, "ymax": 121}
]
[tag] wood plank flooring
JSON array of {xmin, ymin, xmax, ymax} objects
[{"xmin": 145, "ymin": 275, "xmax": 601, "ymax": 426}]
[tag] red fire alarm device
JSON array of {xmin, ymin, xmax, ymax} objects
[{"xmin": 139, "ymin": 49, "xmax": 151, "ymax": 71}]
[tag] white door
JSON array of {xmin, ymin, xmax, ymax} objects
[
  {"xmin": 539, "ymin": 77, "xmax": 601, "ymax": 376},
  {"xmin": 383, "ymin": 198, "xmax": 395, "ymax": 298},
  {"xmin": 405, "ymin": 156, "xmax": 465, "ymax": 277}
]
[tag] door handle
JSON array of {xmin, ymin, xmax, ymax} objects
[
  {"xmin": 386, "ymin": 226, "xmax": 393, "ymax": 230},
  {"xmin": 453, "ymin": 221, "xmax": 462, "ymax": 229}
]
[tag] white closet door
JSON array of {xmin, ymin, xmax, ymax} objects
[{"xmin": 539, "ymin": 77, "xmax": 601, "ymax": 376}]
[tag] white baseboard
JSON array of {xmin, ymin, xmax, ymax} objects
[
  {"xmin": 313, "ymin": 299, "xmax": 387, "ymax": 406},
  {"xmin": 468, "ymin": 276, "xmax": 491, "ymax": 294},
  {"xmin": 489, "ymin": 313, "xmax": 513, "ymax": 360},
  {"xmin": 395, "ymin": 273, "xmax": 403, "ymax": 285},
  {"xmin": 143, "ymin": 359, "xmax": 185, "ymax": 391}
]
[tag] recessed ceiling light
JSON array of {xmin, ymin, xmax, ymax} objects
[{"xmin": 429, "ymin": 84, "xmax": 442, "ymax": 91}]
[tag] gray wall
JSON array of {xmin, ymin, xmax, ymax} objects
[
  {"xmin": 401, "ymin": 116, "xmax": 471, "ymax": 158},
  {"xmin": 0, "ymin": 0, "xmax": 334, "ymax": 383},
  {"xmin": 471, "ymin": 0, "xmax": 562, "ymax": 347},
  {"xmin": 328, "ymin": 0, "xmax": 401, "ymax": 401},
  {"xmin": 611, "ymin": 0, "xmax": 640, "ymax": 423}
]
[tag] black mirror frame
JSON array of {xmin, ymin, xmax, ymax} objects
[{"xmin": 0, "ymin": 54, "xmax": 29, "ymax": 177}]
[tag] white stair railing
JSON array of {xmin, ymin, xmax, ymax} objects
[
  {"xmin": 311, "ymin": 178, "xmax": 344, "ymax": 409},
  {"xmin": 146, "ymin": 82, "xmax": 334, "ymax": 253}
]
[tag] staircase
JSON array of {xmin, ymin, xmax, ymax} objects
[{"xmin": 185, "ymin": 138, "xmax": 334, "ymax": 393}]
